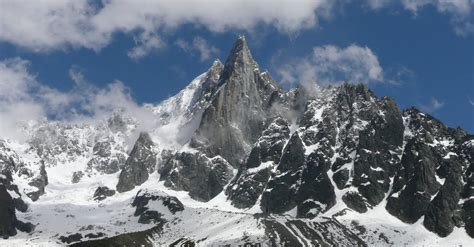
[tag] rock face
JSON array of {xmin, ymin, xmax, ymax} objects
[
  {"xmin": 225, "ymin": 80, "xmax": 473, "ymax": 237},
  {"xmin": 155, "ymin": 38, "xmax": 473, "ymax": 239},
  {"xmin": 226, "ymin": 117, "xmax": 290, "ymax": 208},
  {"xmin": 87, "ymin": 140, "xmax": 126, "ymax": 174},
  {"xmin": 0, "ymin": 184, "xmax": 17, "ymax": 238},
  {"xmin": 386, "ymin": 108, "xmax": 471, "ymax": 237},
  {"xmin": 27, "ymin": 161, "xmax": 48, "ymax": 201},
  {"xmin": 159, "ymin": 152, "xmax": 234, "ymax": 201},
  {"xmin": 116, "ymin": 132, "xmax": 157, "ymax": 193},
  {"xmin": 192, "ymin": 36, "xmax": 284, "ymax": 167},
  {"xmin": 0, "ymin": 174, "xmax": 34, "ymax": 239}
]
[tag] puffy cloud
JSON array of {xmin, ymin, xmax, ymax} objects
[
  {"xmin": 176, "ymin": 37, "xmax": 220, "ymax": 61},
  {"xmin": 0, "ymin": 58, "xmax": 156, "ymax": 140},
  {"xmin": 0, "ymin": 0, "xmax": 471, "ymax": 55},
  {"xmin": 0, "ymin": 0, "xmax": 332, "ymax": 52},
  {"xmin": 277, "ymin": 44, "xmax": 384, "ymax": 88}
]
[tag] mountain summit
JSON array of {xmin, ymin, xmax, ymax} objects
[{"xmin": 0, "ymin": 38, "xmax": 473, "ymax": 246}]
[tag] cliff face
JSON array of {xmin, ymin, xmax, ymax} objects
[{"xmin": 192, "ymin": 37, "xmax": 284, "ymax": 167}]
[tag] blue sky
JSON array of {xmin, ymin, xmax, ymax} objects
[{"xmin": 0, "ymin": 0, "xmax": 473, "ymax": 133}]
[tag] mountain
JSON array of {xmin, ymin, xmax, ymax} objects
[{"xmin": 0, "ymin": 37, "xmax": 472, "ymax": 246}]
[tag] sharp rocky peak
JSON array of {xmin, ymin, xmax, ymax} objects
[{"xmin": 190, "ymin": 36, "xmax": 285, "ymax": 166}]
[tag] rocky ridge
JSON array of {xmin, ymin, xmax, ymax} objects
[{"xmin": 0, "ymin": 37, "xmax": 472, "ymax": 245}]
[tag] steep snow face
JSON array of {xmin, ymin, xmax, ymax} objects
[{"xmin": 147, "ymin": 59, "xmax": 223, "ymax": 150}]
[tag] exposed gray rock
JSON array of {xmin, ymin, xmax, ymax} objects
[
  {"xmin": 86, "ymin": 140, "xmax": 126, "ymax": 174},
  {"xmin": 226, "ymin": 117, "xmax": 290, "ymax": 208},
  {"xmin": 116, "ymin": 132, "xmax": 157, "ymax": 193},
  {"xmin": 296, "ymin": 151, "xmax": 336, "ymax": 217},
  {"xmin": 71, "ymin": 171, "xmax": 84, "ymax": 184},
  {"xmin": 160, "ymin": 152, "xmax": 233, "ymax": 201},
  {"xmin": 192, "ymin": 36, "xmax": 284, "ymax": 167},
  {"xmin": 27, "ymin": 161, "xmax": 48, "ymax": 201},
  {"xmin": 353, "ymin": 96, "xmax": 404, "ymax": 206},
  {"xmin": 385, "ymin": 108, "xmax": 472, "ymax": 237},
  {"xmin": 0, "ymin": 184, "xmax": 17, "ymax": 238},
  {"xmin": 343, "ymin": 191, "xmax": 368, "ymax": 213},
  {"xmin": 132, "ymin": 190, "xmax": 184, "ymax": 224},
  {"xmin": 463, "ymin": 199, "xmax": 474, "ymax": 237},
  {"xmin": 261, "ymin": 133, "xmax": 305, "ymax": 214},
  {"xmin": 0, "ymin": 184, "xmax": 33, "ymax": 239},
  {"xmin": 60, "ymin": 233, "xmax": 83, "ymax": 244}
]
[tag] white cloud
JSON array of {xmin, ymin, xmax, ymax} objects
[
  {"xmin": 176, "ymin": 37, "xmax": 220, "ymax": 61},
  {"xmin": 469, "ymin": 99, "xmax": 474, "ymax": 106},
  {"xmin": 0, "ymin": 0, "xmax": 471, "ymax": 54},
  {"xmin": 127, "ymin": 32, "xmax": 164, "ymax": 60},
  {"xmin": 0, "ymin": 58, "xmax": 156, "ymax": 140},
  {"xmin": 277, "ymin": 44, "xmax": 384, "ymax": 88},
  {"xmin": 420, "ymin": 97, "xmax": 445, "ymax": 113},
  {"xmin": 0, "ymin": 0, "xmax": 332, "ymax": 52}
]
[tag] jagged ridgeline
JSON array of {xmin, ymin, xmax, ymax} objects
[{"xmin": 0, "ymin": 37, "xmax": 472, "ymax": 246}]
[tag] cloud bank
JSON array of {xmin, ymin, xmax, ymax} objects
[
  {"xmin": 0, "ymin": 0, "xmax": 331, "ymax": 52},
  {"xmin": 1, "ymin": 0, "xmax": 471, "ymax": 55},
  {"xmin": 0, "ymin": 58, "xmax": 156, "ymax": 140}
]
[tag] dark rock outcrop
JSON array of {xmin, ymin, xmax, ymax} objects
[
  {"xmin": 27, "ymin": 161, "xmax": 48, "ymax": 201},
  {"xmin": 160, "ymin": 152, "xmax": 233, "ymax": 201},
  {"xmin": 226, "ymin": 117, "xmax": 290, "ymax": 208},
  {"xmin": 71, "ymin": 171, "xmax": 84, "ymax": 184},
  {"xmin": 0, "ymin": 184, "xmax": 34, "ymax": 239},
  {"xmin": 132, "ymin": 190, "xmax": 184, "ymax": 224},
  {"xmin": 386, "ymin": 108, "xmax": 472, "ymax": 236},
  {"xmin": 342, "ymin": 191, "xmax": 368, "ymax": 213},
  {"xmin": 261, "ymin": 133, "xmax": 305, "ymax": 214},
  {"xmin": 60, "ymin": 233, "xmax": 83, "ymax": 244},
  {"xmin": 116, "ymin": 132, "xmax": 157, "ymax": 193},
  {"xmin": 93, "ymin": 186, "xmax": 116, "ymax": 201},
  {"xmin": 0, "ymin": 185, "xmax": 17, "ymax": 238}
]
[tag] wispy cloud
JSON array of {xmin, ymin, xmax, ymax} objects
[
  {"xmin": 419, "ymin": 97, "xmax": 445, "ymax": 113},
  {"xmin": 127, "ymin": 32, "xmax": 165, "ymax": 61},
  {"xmin": 469, "ymin": 99, "xmax": 474, "ymax": 106},
  {"xmin": 0, "ymin": 58, "xmax": 156, "ymax": 140},
  {"xmin": 277, "ymin": 44, "xmax": 384, "ymax": 90},
  {"xmin": 176, "ymin": 37, "xmax": 220, "ymax": 61}
]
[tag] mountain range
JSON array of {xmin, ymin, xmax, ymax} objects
[{"xmin": 0, "ymin": 37, "xmax": 473, "ymax": 246}]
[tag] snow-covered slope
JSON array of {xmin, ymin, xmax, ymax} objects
[{"xmin": 1, "ymin": 37, "xmax": 473, "ymax": 246}]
